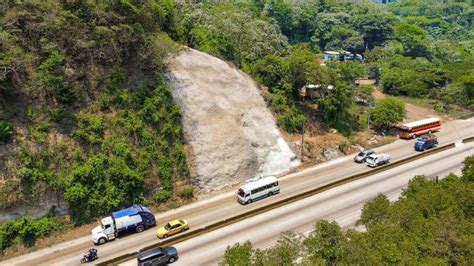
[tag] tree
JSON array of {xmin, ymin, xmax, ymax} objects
[
  {"xmin": 380, "ymin": 55, "xmax": 440, "ymax": 97},
  {"xmin": 317, "ymin": 81, "xmax": 354, "ymax": 135},
  {"xmin": 461, "ymin": 155, "xmax": 474, "ymax": 182},
  {"xmin": 369, "ymin": 97, "xmax": 405, "ymax": 130},
  {"xmin": 220, "ymin": 240, "xmax": 253, "ymax": 266},
  {"xmin": 304, "ymin": 220, "xmax": 345, "ymax": 264},
  {"xmin": 352, "ymin": 11, "xmax": 396, "ymax": 49},
  {"xmin": 254, "ymin": 232, "xmax": 302, "ymax": 265},
  {"xmin": 358, "ymin": 194, "xmax": 391, "ymax": 228},
  {"xmin": 324, "ymin": 26, "xmax": 365, "ymax": 53},
  {"xmin": 354, "ymin": 84, "xmax": 375, "ymax": 106},
  {"xmin": 394, "ymin": 23, "xmax": 431, "ymax": 58}
]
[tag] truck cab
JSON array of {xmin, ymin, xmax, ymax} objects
[
  {"xmin": 92, "ymin": 217, "xmax": 117, "ymax": 244},
  {"xmin": 414, "ymin": 135, "xmax": 438, "ymax": 151}
]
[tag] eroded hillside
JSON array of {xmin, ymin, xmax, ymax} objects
[{"xmin": 167, "ymin": 48, "xmax": 299, "ymax": 192}]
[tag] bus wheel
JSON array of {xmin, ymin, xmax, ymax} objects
[
  {"xmin": 268, "ymin": 192, "xmax": 273, "ymax": 197},
  {"xmin": 247, "ymin": 199, "xmax": 252, "ymax": 204},
  {"xmin": 412, "ymin": 134, "xmax": 416, "ymax": 139}
]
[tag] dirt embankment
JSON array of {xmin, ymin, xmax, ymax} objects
[{"xmin": 166, "ymin": 48, "xmax": 299, "ymax": 193}]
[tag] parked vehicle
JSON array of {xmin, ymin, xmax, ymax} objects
[
  {"xmin": 80, "ymin": 248, "xmax": 98, "ymax": 264},
  {"xmin": 354, "ymin": 150, "xmax": 374, "ymax": 163},
  {"xmin": 92, "ymin": 205, "xmax": 156, "ymax": 245},
  {"xmin": 236, "ymin": 176, "xmax": 280, "ymax": 205},
  {"xmin": 366, "ymin": 153, "xmax": 390, "ymax": 168},
  {"xmin": 137, "ymin": 247, "xmax": 178, "ymax": 266},
  {"xmin": 156, "ymin": 219, "xmax": 189, "ymax": 239},
  {"xmin": 414, "ymin": 134, "xmax": 438, "ymax": 151},
  {"xmin": 397, "ymin": 117, "xmax": 441, "ymax": 139}
]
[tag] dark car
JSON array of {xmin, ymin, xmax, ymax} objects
[
  {"xmin": 354, "ymin": 150, "xmax": 374, "ymax": 163},
  {"xmin": 137, "ymin": 247, "xmax": 178, "ymax": 266}
]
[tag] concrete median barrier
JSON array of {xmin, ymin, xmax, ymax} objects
[
  {"xmin": 99, "ymin": 142, "xmax": 456, "ymax": 266},
  {"xmin": 462, "ymin": 136, "xmax": 474, "ymax": 143}
]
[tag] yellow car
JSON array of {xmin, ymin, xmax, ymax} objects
[{"xmin": 156, "ymin": 219, "xmax": 189, "ymax": 239}]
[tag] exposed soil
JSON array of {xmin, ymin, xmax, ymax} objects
[
  {"xmin": 373, "ymin": 88, "xmax": 441, "ymax": 122},
  {"xmin": 166, "ymin": 48, "xmax": 299, "ymax": 194}
]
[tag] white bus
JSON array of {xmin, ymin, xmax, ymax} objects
[{"xmin": 236, "ymin": 176, "xmax": 280, "ymax": 204}]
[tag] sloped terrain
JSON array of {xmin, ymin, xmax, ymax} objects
[{"xmin": 166, "ymin": 48, "xmax": 299, "ymax": 193}]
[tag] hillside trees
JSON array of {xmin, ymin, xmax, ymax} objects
[
  {"xmin": 251, "ymin": 43, "xmax": 365, "ymax": 135},
  {"xmin": 0, "ymin": 0, "xmax": 189, "ymax": 227},
  {"xmin": 181, "ymin": 2, "xmax": 289, "ymax": 67},
  {"xmin": 260, "ymin": 0, "xmax": 473, "ymax": 111}
]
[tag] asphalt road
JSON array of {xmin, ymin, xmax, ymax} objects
[
  {"xmin": 2, "ymin": 119, "xmax": 472, "ymax": 266},
  {"xmin": 123, "ymin": 141, "xmax": 473, "ymax": 266}
]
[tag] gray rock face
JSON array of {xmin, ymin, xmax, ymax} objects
[{"xmin": 166, "ymin": 48, "xmax": 299, "ymax": 193}]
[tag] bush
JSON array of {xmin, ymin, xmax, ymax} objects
[
  {"xmin": 0, "ymin": 216, "xmax": 65, "ymax": 251},
  {"xmin": 99, "ymin": 94, "xmax": 111, "ymax": 111},
  {"xmin": 0, "ymin": 120, "xmax": 14, "ymax": 143},
  {"xmin": 178, "ymin": 187, "xmax": 194, "ymax": 199},
  {"xmin": 64, "ymin": 155, "xmax": 144, "ymax": 224},
  {"xmin": 276, "ymin": 108, "xmax": 305, "ymax": 134},
  {"xmin": 154, "ymin": 190, "xmax": 173, "ymax": 204}
]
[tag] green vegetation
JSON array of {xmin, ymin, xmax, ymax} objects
[
  {"xmin": 370, "ymin": 97, "xmax": 406, "ymax": 130},
  {"xmin": 178, "ymin": 186, "xmax": 194, "ymax": 199},
  {"xmin": 0, "ymin": 121, "xmax": 13, "ymax": 144},
  {"xmin": 1, "ymin": 0, "xmax": 473, "ymax": 253},
  {"xmin": 176, "ymin": 0, "xmax": 473, "ymax": 134},
  {"xmin": 0, "ymin": 0, "xmax": 189, "ymax": 231},
  {"xmin": 221, "ymin": 155, "xmax": 474, "ymax": 265},
  {"xmin": 0, "ymin": 215, "xmax": 67, "ymax": 250}
]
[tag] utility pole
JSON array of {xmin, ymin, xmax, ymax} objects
[
  {"xmin": 367, "ymin": 102, "xmax": 373, "ymax": 131},
  {"xmin": 367, "ymin": 109, "xmax": 370, "ymax": 131},
  {"xmin": 300, "ymin": 120, "xmax": 305, "ymax": 162}
]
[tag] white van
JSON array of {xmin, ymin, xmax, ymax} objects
[{"xmin": 236, "ymin": 176, "xmax": 280, "ymax": 204}]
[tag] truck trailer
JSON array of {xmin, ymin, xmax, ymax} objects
[{"xmin": 92, "ymin": 205, "xmax": 156, "ymax": 244}]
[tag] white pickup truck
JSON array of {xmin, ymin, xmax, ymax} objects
[{"xmin": 366, "ymin": 153, "xmax": 390, "ymax": 168}]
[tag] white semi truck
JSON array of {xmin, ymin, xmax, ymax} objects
[
  {"xmin": 366, "ymin": 153, "xmax": 390, "ymax": 168},
  {"xmin": 92, "ymin": 205, "xmax": 156, "ymax": 244}
]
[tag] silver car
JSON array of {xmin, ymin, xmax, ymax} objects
[{"xmin": 354, "ymin": 150, "xmax": 374, "ymax": 163}]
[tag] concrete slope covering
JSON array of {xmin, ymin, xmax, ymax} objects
[{"xmin": 166, "ymin": 48, "xmax": 299, "ymax": 193}]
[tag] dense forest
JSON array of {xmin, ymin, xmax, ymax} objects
[
  {"xmin": 0, "ymin": 0, "xmax": 472, "ymax": 255},
  {"xmin": 221, "ymin": 155, "xmax": 474, "ymax": 265}
]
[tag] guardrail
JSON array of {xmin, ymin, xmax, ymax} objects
[
  {"xmin": 462, "ymin": 136, "xmax": 474, "ymax": 143},
  {"xmin": 99, "ymin": 142, "xmax": 456, "ymax": 265}
]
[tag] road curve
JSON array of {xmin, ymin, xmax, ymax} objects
[{"xmin": 2, "ymin": 119, "xmax": 472, "ymax": 266}]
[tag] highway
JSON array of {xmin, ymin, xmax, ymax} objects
[
  {"xmin": 124, "ymin": 141, "xmax": 473, "ymax": 266},
  {"xmin": 2, "ymin": 118, "xmax": 472, "ymax": 266}
]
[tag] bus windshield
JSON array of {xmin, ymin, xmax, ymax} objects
[
  {"xmin": 237, "ymin": 188, "xmax": 245, "ymax": 197},
  {"xmin": 397, "ymin": 126, "xmax": 410, "ymax": 132}
]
